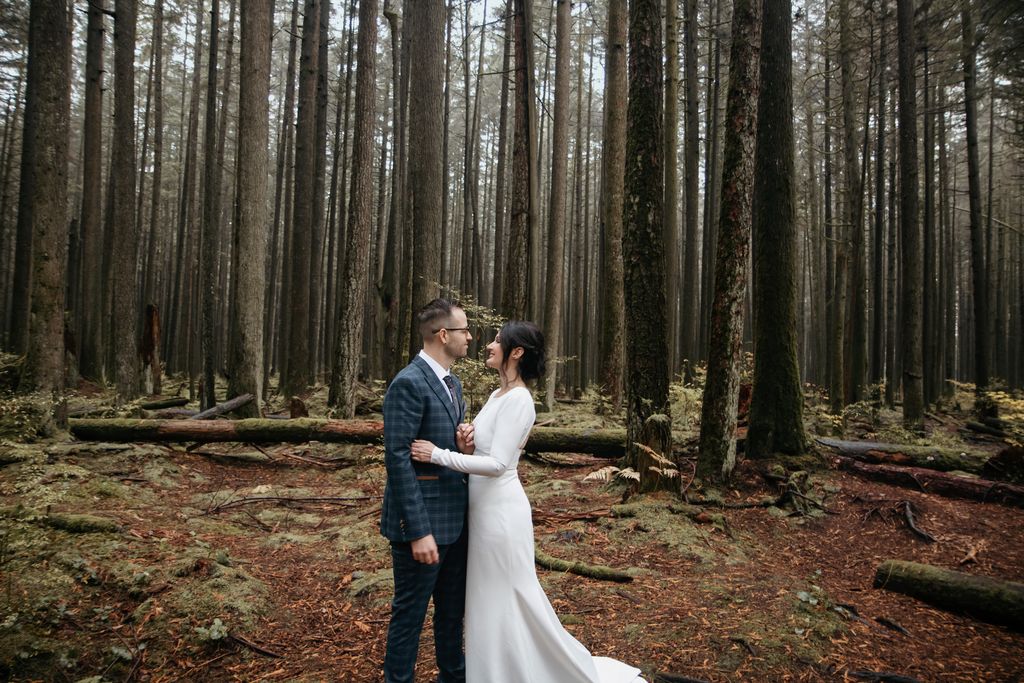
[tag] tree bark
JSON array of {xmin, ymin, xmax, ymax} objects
[
  {"xmin": 18, "ymin": 0, "xmax": 70, "ymax": 412},
  {"xmin": 199, "ymin": 0, "xmax": 221, "ymax": 410},
  {"xmin": 282, "ymin": 0, "xmax": 320, "ymax": 398},
  {"xmin": 663, "ymin": 0, "xmax": 680, "ymax": 372},
  {"xmin": 78, "ymin": 0, "xmax": 106, "ymax": 380},
  {"xmin": 329, "ymin": 0, "xmax": 379, "ymax": 417},
  {"xmin": 112, "ymin": 0, "xmax": 140, "ymax": 404},
  {"xmin": 680, "ymin": 0, "xmax": 699, "ymax": 367},
  {"xmin": 502, "ymin": 0, "xmax": 538, "ymax": 321},
  {"xmin": 599, "ymin": 0, "xmax": 627, "ymax": 412},
  {"xmin": 228, "ymin": 0, "xmax": 273, "ymax": 418},
  {"xmin": 748, "ymin": 0, "xmax": 807, "ymax": 458},
  {"xmin": 542, "ymin": 0, "xmax": 570, "ymax": 411},
  {"xmin": 897, "ymin": 0, "xmax": 923, "ymax": 427},
  {"xmin": 623, "ymin": 0, "xmax": 670, "ymax": 489},
  {"xmin": 696, "ymin": 0, "xmax": 761, "ymax": 482},
  {"xmin": 961, "ymin": 7, "xmax": 989, "ymax": 404}
]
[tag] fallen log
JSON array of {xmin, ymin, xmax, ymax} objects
[
  {"xmin": 837, "ymin": 457, "xmax": 1024, "ymax": 507},
  {"xmin": 191, "ymin": 393, "xmax": 254, "ymax": 420},
  {"xmin": 818, "ymin": 437, "xmax": 989, "ymax": 474},
  {"xmin": 873, "ymin": 559, "xmax": 1024, "ymax": 629},
  {"xmin": 67, "ymin": 418, "xmax": 634, "ymax": 457},
  {"xmin": 140, "ymin": 396, "xmax": 189, "ymax": 410},
  {"xmin": 965, "ymin": 420, "xmax": 1010, "ymax": 438}
]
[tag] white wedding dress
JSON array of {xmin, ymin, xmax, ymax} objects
[{"xmin": 430, "ymin": 387, "xmax": 644, "ymax": 683}]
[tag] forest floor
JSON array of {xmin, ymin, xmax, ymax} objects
[{"xmin": 1, "ymin": 377, "xmax": 1023, "ymax": 682}]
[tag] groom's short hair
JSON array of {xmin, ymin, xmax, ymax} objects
[{"xmin": 417, "ymin": 298, "xmax": 463, "ymax": 340}]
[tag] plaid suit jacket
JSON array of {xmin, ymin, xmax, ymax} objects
[{"xmin": 380, "ymin": 355, "xmax": 469, "ymax": 545}]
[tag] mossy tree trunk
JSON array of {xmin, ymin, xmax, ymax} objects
[
  {"xmin": 696, "ymin": 0, "xmax": 761, "ymax": 482},
  {"xmin": 747, "ymin": 0, "xmax": 807, "ymax": 459}
]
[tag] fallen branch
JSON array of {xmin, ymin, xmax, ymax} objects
[
  {"xmin": 898, "ymin": 501, "xmax": 935, "ymax": 543},
  {"xmin": 191, "ymin": 394, "xmax": 254, "ymax": 420},
  {"xmin": 206, "ymin": 495, "xmax": 374, "ymax": 514},
  {"xmin": 873, "ymin": 559, "xmax": 1024, "ymax": 628},
  {"xmin": 837, "ymin": 457, "xmax": 1024, "ymax": 507},
  {"xmin": 653, "ymin": 674, "xmax": 711, "ymax": 683},
  {"xmin": 228, "ymin": 632, "xmax": 282, "ymax": 658},
  {"xmin": 534, "ymin": 547, "xmax": 634, "ymax": 583}
]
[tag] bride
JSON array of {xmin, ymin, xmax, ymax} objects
[{"xmin": 410, "ymin": 321, "xmax": 645, "ymax": 683}]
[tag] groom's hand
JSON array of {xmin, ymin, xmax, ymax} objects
[{"xmin": 411, "ymin": 534, "xmax": 439, "ymax": 564}]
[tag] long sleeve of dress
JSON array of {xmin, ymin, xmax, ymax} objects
[{"xmin": 430, "ymin": 389, "xmax": 535, "ymax": 477}]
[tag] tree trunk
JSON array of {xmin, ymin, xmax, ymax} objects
[
  {"xmin": 491, "ymin": 5, "xmax": 512, "ymax": 309},
  {"xmin": 408, "ymin": 0, "xmax": 445, "ymax": 325},
  {"xmin": 309, "ymin": 0, "xmax": 330, "ymax": 382},
  {"xmin": 962, "ymin": 7, "xmax": 988, "ymax": 404},
  {"xmin": 329, "ymin": 0, "xmax": 379, "ymax": 416},
  {"xmin": 112, "ymin": 0, "xmax": 140, "ymax": 404},
  {"xmin": 199, "ymin": 0, "xmax": 221, "ymax": 410},
  {"xmin": 696, "ymin": 0, "xmax": 761, "ymax": 482},
  {"xmin": 18, "ymin": 0, "xmax": 70, "ymax": 413},
  {"xmin": 542, "ymin": 0, "xmax": 570, "ymax": 411},
  {"xmin": 623, "ymin": 0, "xmax": 670, "ymax": 490},
  {"xmin": 502, "ymin": 0, "xmax": 538, "ymax": 321},
  {"xmin": 680, "ymin": 0, "xmax": 699, "ymax": 367},
  {"xmin": 144, "ymin": 0, "xmax": 164, "ymax": 329},
  {"xmin": 870, "ymin": 0, "xmax": 887, "ymax": 389},
  {"xmin": 747, "ymin": 0, "xmax": 807, "ymax": 458},
  {"xmin": 78, "ymin": 0, "xmax": 106, "ymax": 380},
  {"xmin": 227, "ymin": 0, "xmax": 273, "ymax": 418},
  {"xmin": 282, "ymin": 0, "xmax": 320, "ymax": 398},
  {"xmin": 599, "ymin": 0, "xmax": 626, "ymax": 412},
  {"xmin": 663, "ymin": 0, "xmax": 680, "ymax": 373},
  {"xmin": 897, "ymin": 0, "xmax": 923, "ymax": 427}
]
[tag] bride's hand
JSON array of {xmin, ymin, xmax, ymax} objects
[
  {"xmin": 410, "ymin": 440, "xmax": 435, "ymax": 462},
  {"xmin": 456, "ymin": 423, "xmax": 475, "ymax": 454}
]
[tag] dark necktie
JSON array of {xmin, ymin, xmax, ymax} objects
[{"xmin": 442, "ymin": 375, "xmax": 457, "ymax": 406}]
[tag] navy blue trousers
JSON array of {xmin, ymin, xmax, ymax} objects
[{"xmin": 383, "ymin": 530, "xmax": 467, "ymax": 683}]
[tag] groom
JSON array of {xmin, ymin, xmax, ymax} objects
[{"xmin": 381, "ymin": 298, "xmax": 473, "ymax": 683}]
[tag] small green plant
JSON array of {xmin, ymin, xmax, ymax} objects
[{"xmin": 193, "ymin": 617, "xmax": 229, "ymax": 643}]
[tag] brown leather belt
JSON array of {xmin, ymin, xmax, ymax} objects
[{"xmin": 416, "ymin": 475, "xmax": 439, "ymax": 481}]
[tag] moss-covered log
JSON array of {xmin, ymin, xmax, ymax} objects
[
  {"xmin": 68, "ymin": 418, "xmax": 637, "ymax": 456},
  {"xmin": 534, "ymin": 547, "xmax": 634, "ymax": 582},
  {"xmin": 837, "ymin": 456, "xmax": 1024, "ymax": 507},
  {"xmin": 873, "ymin": 559, "xmax": 1024, "ymax": 628},
  {"xmin": 818, "ymin": 437, "xmax": 989, "ymax": 474}
]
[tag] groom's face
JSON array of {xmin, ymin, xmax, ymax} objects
[{"xmin": 441, "ymin": 308, "xmax": 472, "ymax": 359}]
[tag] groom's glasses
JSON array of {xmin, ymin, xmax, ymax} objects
[{"xmin": 433, "ymin": 327, "xmax": 471, "ymax": 334}]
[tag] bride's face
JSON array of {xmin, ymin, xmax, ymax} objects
[{"xmin": 485, "ymin": 334, "xmax": 504, "ymax": 370}]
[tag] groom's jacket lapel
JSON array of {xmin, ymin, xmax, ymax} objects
[{"xmin": 412, "ymin": 355, "xmax": 459, "ymax": 428}]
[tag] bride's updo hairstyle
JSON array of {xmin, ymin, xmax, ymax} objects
[{"xmin": 500, "ymin": 321, "xmax": 546, "ymax": 382}]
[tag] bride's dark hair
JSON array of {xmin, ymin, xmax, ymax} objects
[{"xmin": 499, "ymin": 321, "xmax": 546, "ymax": 382}]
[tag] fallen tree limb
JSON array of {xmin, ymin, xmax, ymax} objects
[
  {"xmin": 873, "ymin": 559, "xmax": 1024, "ymax": 629},
  {"xmin": 836, "ymin": 456, "xmax": 1024, "ymax": 507},
  {"xmin": 191, "ymin": 394, "xmax": 254, "ymax": 420},
  {"xmin": 818, "ymin": 438, "xmax": 989, "ymax": 474},
  {"xmin": 898, "ymin": 501, "xmax": 935, "ymax": 543},
  {"xmin": 534, "ymin": 547, "xmax": 634, "ymax": 582},
  {"xmin": 68, "ymin": 418, "xmax": 638, "ymax": 457}
]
